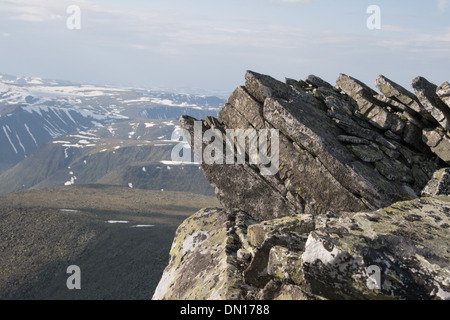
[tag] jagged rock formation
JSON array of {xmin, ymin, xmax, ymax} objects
[
  {"xmin": 179, "ymin": 71, "xmax": 448, "ymax": 220},
  {"xmin": 153, "ymin": 71, "xmax": 450, "ymax": 300},
  {"xmin": 153, "ymin": 196, "xmax": 450, "ymax": 300}
]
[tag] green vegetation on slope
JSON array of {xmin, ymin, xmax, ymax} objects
[
  {"xmin": 0, "ymin": 185, "xmax": 220, "ymax": 300},
  {"xmin": 0, "ymin": 139, "xmax": 213, "ymax": 196}
]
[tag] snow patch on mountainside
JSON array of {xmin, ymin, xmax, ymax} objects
[{"xmin": 2, "ymin": 125, "xmax": 18, "ymax": 154}]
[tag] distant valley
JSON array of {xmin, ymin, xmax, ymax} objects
[
  {"xmin": 0, "ymin": 73, "xmax": 226, "ymax": 195},
  {"xmin": 0, "ymin": 73, "xmax": 225, "ymax": 299},
  {"xmin": 0, "ymin": 185, "xmax": 220, "ymax": 299}
]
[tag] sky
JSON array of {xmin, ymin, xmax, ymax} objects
[{"xmin": 0, "ymin": 0, "xmax": 449, "ymax": 96}]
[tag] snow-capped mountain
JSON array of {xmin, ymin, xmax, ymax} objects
[{"xmin": 0, "ymin": 73, "xmax": 224, "ymax": 173}]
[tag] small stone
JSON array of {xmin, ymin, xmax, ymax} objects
[
  {"xmin": 375, "ymin": 157, "xmax": 414, "ymax": 183},
  {"xmin": 380, "ymin": 145, "xmax": 401, "ymax": 160},
  {"xmin": 337, "ymin": 135, "xmax": 370, "ymax": 145},
  {"xmin": 349, "ymin": 144, "xmax": 385, "ymax": 163},
  {"xmin": 375, "ymin": 135, "xmax": 398, "ymax": 150},
  {"xmin": 337, "ymin": 73, "xmax": 378, "ymax": 97},
  {"xmin": 237, "ymin": 249, "xmax": 252, "ymax": 261},
  {"xmin": 384, "ymin": 130, "xmax": 402, "ymax": 142},
  {"xmin": 306, "ymin": 74, "xmax": 335, "ymax": 90},
  {"xmin": 423, "ymin": 128, "xmax": 443, "ymax": 148}
]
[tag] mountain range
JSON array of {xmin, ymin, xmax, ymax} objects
[
  {"xmin": 0, "ymin": 72, "xmax": 225, "ymax": 195},
  {"xmin": 0, "ymin": 72, "xmax": 225, "ymax": 299}
]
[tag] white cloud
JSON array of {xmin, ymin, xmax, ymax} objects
[
  {"xmin": 433, "ymin": 27, "xmax": 450, "ymax": 42},
  {"xmin": 1, "ymin": 0, "xmax": 447, "ymax": 92},
  {"xmin": 10, "ymin": 12, "xmax": 62, "ymax": 22},
  {"xmin": 0, "ymin": 0, "xmax": 90, "ymax": 22},
  {"xmin": 374, "ymin": 27, "xmax": 450, "ymax": 58},
  {"xmin": 438, "ymin": 0, "xmax": 449, "ymax": 12},
  {"xmin": 381, "ymin": 24, "xmax": 415, "ymax": 33},
  {"xmin": 1, "ymin": 2, "xmax": 64, "ymax": 22}
]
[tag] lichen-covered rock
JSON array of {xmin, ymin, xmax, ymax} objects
[
  {"xmin": 336, "ymin": 74, "xmax": 406, "ymax": 134},
  {"xmin": 245, "ymin": 70, "xmax": 294, "ymax": 103},
  {"xmin": 348, "ymin": 144, "xmax": 385, "ymax": 163},
  {"xmin": 437, "ymin": 82, "xmax": 450, "ymax": 109},
  {"xmin": 423, "ymin": 128, "xmax": 450, "ymax": 164},
  {"xmin": 422, "ymin": 168, "xmax": 450, "ymax": 196},
  {"xmin": 152, "ymin": 208, "xmax": 255, "ymax": 300},
  {"xmin": 267, "ymin": 246, "xmax": 303, "ymax": 284},
  {"xmin": 180, "ymin": 116, "xmax": 300, "ymax": 221},
  {"xmin": 375, "ymin": 75, "xmax": 429, "ymax": 119},
  {"xmin": 154, "ymin": 197, "xmax": 450, "ymax": 300},
  {"xmin": 155, "ymin": 71, "xmax": 450, "ymax": 301},
  {"xmin": 301, "ymin": 196, "xmax": 450, "ymax": 300},
  {"xmin": 243, "ymin": 215, "xmax": 314, "ymax": 288},
  {"xmin": 246, "ymin": 215, "xmax": 314, "ymax": 248}
]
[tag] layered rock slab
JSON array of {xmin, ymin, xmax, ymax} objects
[
  {"xmin": 412, "ymin": 77, "xmax": 450, "ymax": 131},
  {"xmin": 179, "ymin": 71, "xmax": 445, "ymax": 221}
]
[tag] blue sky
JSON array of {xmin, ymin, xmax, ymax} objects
[{"xmin": 0, "ymin": 0, "xmax": 449, "ymax": 95}]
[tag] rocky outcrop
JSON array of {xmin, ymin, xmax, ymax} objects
[
  {"xmin": 154, "ymin": 197, "xmax": 450, "ymax": 300},
  {"xmin": 179, "ymin": 71, "xmax": 447, "ymax": 221},
  {"xmin": 154, "ymin": 71, "xmax": 450, "ymax": 300}
]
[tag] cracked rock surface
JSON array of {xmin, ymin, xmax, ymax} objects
[{"xmin": 154, "ymin": 71, "xmax": 450, "ymax": 300}]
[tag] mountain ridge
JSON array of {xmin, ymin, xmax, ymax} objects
[
  {"xmin": 0, "ymin": 73, "xmax": 225, "ymax": 195},
  {"xmin": 0, "ymin": 72, "xmax": 224, "ymax": 174}
]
